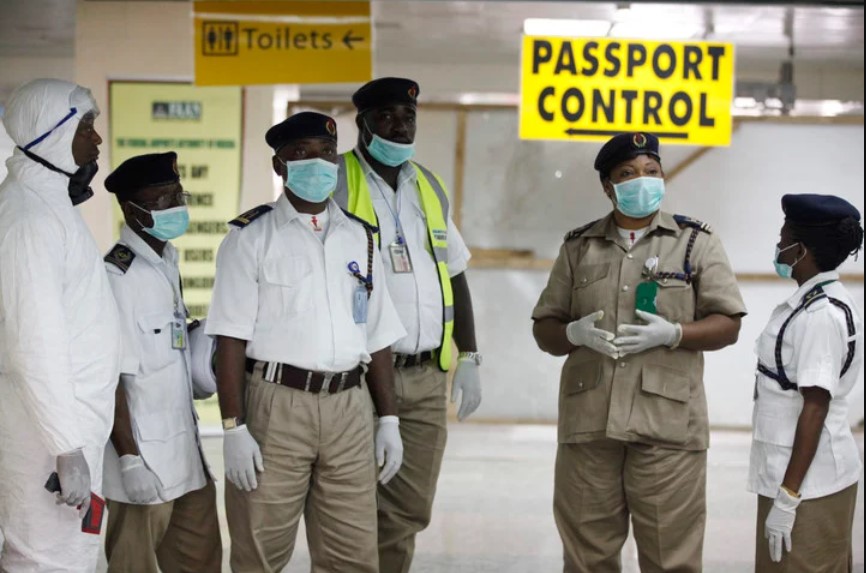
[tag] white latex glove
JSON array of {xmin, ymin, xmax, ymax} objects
[
  {"xmin": 223, "ymin": 425, "xmax": 264, "ymax": 492},
  {"xmin": 451, "ymin": 359, "xmax": 482, "ymax": 421},
  {"xmin": 375, "ymin": 416, "xmax": 403, "ymax": 485},
  {"xmin": 614, "ymin": 310, "xmax": 681, "ymax": 356},
  {"xmin": 119, "ymin": 455, "xmax": 161, "ymax": 504},
  {"xmin": 566, "ymin": 310, "xmax": 619, "ymax": 359},
  {"xmin": 765, "ymin": 487, "xmax": 801, "ymax": 563},
  {"xmin": 56, "ymin": 449, "xmax": 91, "ymax": 517}
]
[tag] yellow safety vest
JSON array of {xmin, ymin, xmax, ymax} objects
[{"xmin": 333, "ymin": 150, "xmax": 454, "ymax": 371}]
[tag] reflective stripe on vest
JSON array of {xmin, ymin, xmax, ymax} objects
[{"xmin": 334, "ymin": 151, "xmax": 455, "ymax": 371}]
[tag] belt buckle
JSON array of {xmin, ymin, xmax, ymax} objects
[{"xmin": 320, "ymin": 372, "xmax": 335, "ymax": 395}]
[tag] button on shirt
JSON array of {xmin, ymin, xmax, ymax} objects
[
  {"xmin": 206, "ymin": 196, "xmax": 405, "ymax": 372},
  {"xmin": 748, "ymin": 271, "xmax": 863, "ymax": 500},
  {"xmin": 355, "ymin": 151, "xmax": 471, "ymax": 354},
  {"xmin": 103, "ymin": 224, "xmax": 207, "ymax": 504}
]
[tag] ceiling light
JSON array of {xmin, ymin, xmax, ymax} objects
[
  {"xmin": 523, "ymin": 18, "xmax": 611, "ymax": 38},
  {"xmin": 608, "ymin": 22, "xmax": 703, "ymax": 40}
]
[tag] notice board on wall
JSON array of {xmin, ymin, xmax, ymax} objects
[{"xmin": 109, "ymin": 82, "xmax": 243, "ymax": 318}]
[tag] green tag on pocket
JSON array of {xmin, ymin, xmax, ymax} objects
[{"xmin": 635, "ymin": 281, "xmax": 659, "ymax": 315}]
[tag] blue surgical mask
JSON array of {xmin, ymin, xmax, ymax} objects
[
  {"xmin": 612, "ymin": 177, "xmax": 666, "ymax": 219},
  {"xmin": 283, "ymin": 158, "xmax": 338, "ymax": 203},
  {"xmin": 774, "ymin": 243, "xmax": 802, "ymax": 279},
  {"xmin": 132, "ymin": 204, "xmax": 190, "ymax": 241},
  {"xmin": 364, "ymin": 123, "xmax": 415, "ymax": 167}
]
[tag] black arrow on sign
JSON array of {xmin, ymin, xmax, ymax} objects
[{"xmin": 343, "ymin": 30, "xmax": 364, "ymax": 50}]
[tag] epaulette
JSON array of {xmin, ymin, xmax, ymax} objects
[
  {"xmin": 564, "ymin": 219, "xmax": 600, "ymax": 242},
  {"xmin": 673, "ymin": 214, "xmax": 712, "ymax": 234},
  {"xmin": 104, "ymin": 244, "xmax": 135, "ymax": 274},
  {"xmin": 341, "ymin": 209, "xmax": 380, "ymax": 234},
  {"xmin": 229, "ymin": 204, "xmax": 273, "ymax": 228}
]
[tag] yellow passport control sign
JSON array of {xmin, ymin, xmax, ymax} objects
[
  {"xmin": 194, "ymin": 1, "xmax": 372, "ymax": 86},
  {"xmin": 520, "ymin": 36, "xmax": 735, "ymax": 146}
]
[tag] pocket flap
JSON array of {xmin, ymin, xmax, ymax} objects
[
  {"xmin": 262, "ymin": 258, "xmax": 310, "ymax": 287},
  {"xmin": 641, "ymin": 364, "xmax": 690, "ymax": 403},
  {"xmin": 136, "ymin": 312, "xmax": 174, "ymax": 333},
  {"xmin": 574, "ymin": 263, "xmax": 610, "ymax": 289},
  {"xmin": 656, "ymin": 273, "xmax": 690, "ymax": 289},
  {"xmin": 563, "ymin": 360, "xmax": 602, "ymax": 395}
]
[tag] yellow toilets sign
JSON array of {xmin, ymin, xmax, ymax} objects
[
  {"xmin": 520, "ymin": 36, "xmax": 735, "ymax": 145},
  {"xmin": 193, "ymin": 1, "xmax": 372, "ymax": 86}
]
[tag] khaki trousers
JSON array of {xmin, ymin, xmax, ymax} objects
[
  {"xmin": 377, "ymin": 363, "xmax": 448, "ymax": 573},
  {"xmin": 555, "ymin": 439, "xmax": 707, "ymax": 573},
  {"xmin": 226, "ymin": 373, "xmax": 378, "ymax": 573},
  {"xmin": 755, "ymin": 483, "xmax": 858, "ymax": 573},
  {"xmin": 104, "ymin": 480, "xmax": 221, "ymax": 573}
]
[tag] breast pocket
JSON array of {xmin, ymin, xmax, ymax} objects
[
  {"xmin": 655, "ymin": 273, "xmax": 694, "ymax": 323},
  {"xmin": 571, "ymin": 263, "xmax": 611, "ymax": 318},
  {"xmin": 260, "ymin": 257, "xmax": 313, "ymax": 317},
  {"xmin": 136, "ymin": 312, "xmax": 178, "ymax": 373}
]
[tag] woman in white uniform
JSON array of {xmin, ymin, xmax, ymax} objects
[{"xmin": 749, "ymin": 193, "xmax": 863, "ymax": 572}]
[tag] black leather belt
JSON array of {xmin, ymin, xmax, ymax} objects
[
  {"xmin": 245, "ymin": 359, "xmax": 361, "ymax": 394},
  {"xmin": 393, "ymin": 351, "xmax": 434, "ymax": 369}
]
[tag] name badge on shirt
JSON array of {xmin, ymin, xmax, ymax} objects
[
  {"xmin": 389, "ymin": 241, "xmax": 413, "ymax": 274},
  {"xmin": 353, "ymin": 285, "xmax": 369, "ymax": 324},
  {"xmin": 171, "ymin": 318, "xmax": 186, "ymax": 349}
]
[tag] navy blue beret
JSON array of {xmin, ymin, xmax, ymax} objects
[
  {"xmin": 783, "ymin": 194, "xmax": 861, "ymax": 226},
  {"xmin": 105, "ymin": 152, "xmax": 179, "ymax": 198},
  {"xmin": 352, "ymin": 77, "xmax": 419, "ymax": 113},
  {"xmin": 594, "ymin": 132, "xmax": 661, "ymax": 176},
  {"xmin": 266, "ymin": 111, "xmax": 337, "ymax": 152}
]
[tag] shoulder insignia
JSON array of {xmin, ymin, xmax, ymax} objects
[
  {"xmin": 104, "ymin": 244, "xmax": 135, "ymax": 273},
  {"xmin": 229, "ymin": 204, "xmax": 273, "ymax": 228},
  {"xmin": 674, "ymin": 214, "xmax": 713, "ymax": 234},
  {"xmin": 564, "ymin": 219, "xmax": 600, "ymax": 242},
  {"xmin": 803, "ymin": 284, "xmax": 828, "ymax": 306},
  {"xmin": 341, "ymin": 209, "xmax": 380, "ymax": 234}
]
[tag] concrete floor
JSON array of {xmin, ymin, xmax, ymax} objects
[{"xmin": 98, "ymin": 425, "xmax": 864, "ymax": 572}]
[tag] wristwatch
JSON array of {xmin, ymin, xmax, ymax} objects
[
  {"xmin": 222, "ymin": 417, "xmax": 243, "ymax": 430},
  {"xmin": 458, "ymin": 351, "xmax": 483, "ymax": 366}
]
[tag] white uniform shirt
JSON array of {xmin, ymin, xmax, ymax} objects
[
  {"xmin": 206, "ymin": 196, "xmax": 405, "ymax": 372},
  {"xmin": 355, "ymin": 151, "xmax": 471, "ymax": 354},
  {"xmin": 748, "ymin": 271, "xmax": 864, "ymax": 500},
  {"xmin": 102, "ymin": 225, "xmax": 207, "ymax": 504}
]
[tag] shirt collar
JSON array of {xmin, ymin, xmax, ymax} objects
[
  {"xmin": 352, "ymin": 147, "xmax": 417, "ymax": 187},
  {"xmin": 784, "ymin": 270, "xmax": 841, "ymax": 309},
  {"xmin": 585, "ymin": 211, "xmax": 679, "ymax": 240},
  {"xmin": 273, "ymin": 192, "xmax": 347, "ymax": 230},
  {"xmin": 120, "ymin": 224, "xmax": 176, "ymax": 267}
]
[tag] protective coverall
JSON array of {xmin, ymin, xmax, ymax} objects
[{"xmin": 0, "ymin": 79, "xmax": 121, "ymax": 571}]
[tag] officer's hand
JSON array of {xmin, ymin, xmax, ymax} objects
[
  {"xmin": 451, "ymin": 359, "xmax": 481, "ymax": 421},
  {"xmin": 375, "ymin": 416, "xmax": 403, "ymax": 485},
  {"xmin": 765, "ymin": 487, "xmax": 800, "ymax": 563},
  {"xmin": 56, "ymin": 449, "xmax": 91, "ymax": 516},
  {"xmin": 614, "ymin": 310, "xmax": 681, "ymax": 356},
  {"xmin": 119, "ymin": 455, "xmax": 162, "ymax": 504},
  {"xmin": 566, "ymin": 310, "xmax": 619, "ymax": 359},
  {"xmin": 223, "ymin": 425, "xmax": 264, "ymax": 492}
]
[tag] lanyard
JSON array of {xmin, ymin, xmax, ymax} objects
[{"xmin": 371, "ymin": 175, "xmax": 407, "ymax": 245}]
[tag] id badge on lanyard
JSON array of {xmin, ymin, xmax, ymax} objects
[
  {"xmin": 389, "ymin": 239, "xmax": 413, "ymax": 274},
  {"xmin": 171, "ymin": 306, "xmax": 186, "ymax": 349}
]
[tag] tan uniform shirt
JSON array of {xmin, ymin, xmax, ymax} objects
[{"xmin": 532, "ymin": 211, "xmax": 746, "ymax": 451}]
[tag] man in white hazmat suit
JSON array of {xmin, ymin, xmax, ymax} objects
[{"xmin": 0, "ymin": 78, "xmax": 121, "ymax": 571}]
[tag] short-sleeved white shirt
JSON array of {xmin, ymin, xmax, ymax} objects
[
  {"xmin": 103, "ymin": 225, "xmax": 207, "ymax": 504},
  {"xmin": 748, "ymin": 271, "xmax": 864, "ymax": 500},
  {"xmin": 354, "ymin": 150, "xmax": 471, "ymax": 354},
  {"xmin": 206, "ymin": 196, "xmax": 405, "ymax": 372}
]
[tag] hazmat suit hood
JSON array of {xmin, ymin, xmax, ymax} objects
[{"xmin": 3, "ymin": 79, "xmax": 100, "ymax": 205}]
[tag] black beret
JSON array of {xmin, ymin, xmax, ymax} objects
[
  {"xmin": 352, "ymin": 77, "xmax": 419, "ymax": 113},
  {"xmin": 594, "ymin": 132, "xmax": 661, "ymax": 176},
  {"xmin": 783, "ymin": 194, "xmax": 861, "ymax": 227},
  {"xmin": 266, "ymin": 111, "xmax": 337, "ymax": 152},
  {"xmin": 105, "ymin": 152, "xmax": 179, "ymax": 198}
]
